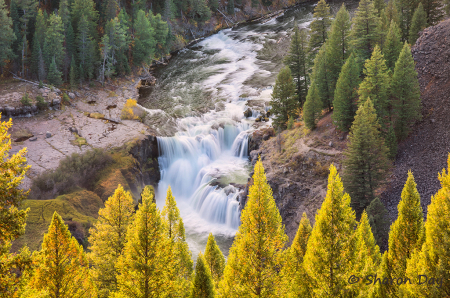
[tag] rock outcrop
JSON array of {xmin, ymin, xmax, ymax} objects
[{"xmin": 380, "ymin": 19, "xmax": 450, "ymax": 221}]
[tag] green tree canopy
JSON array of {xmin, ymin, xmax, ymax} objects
[
  {"xmin": 409, "ymin": 2, "xmax": 428, "ymax": 44},
  {"xmin": 308, "ymin": 0, "xmax": 331, "ymax": 60},
  {"xmin": 383, "ymin": 20, "xmax": 403, "ymax": 71},
  {"xmin": 270, "ymin": 66, "xmax": 298, "ymax": 130}
]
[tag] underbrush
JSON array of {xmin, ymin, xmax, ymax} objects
[{"xmin": 29, "ymin": 148, "xmax": 113, "ymax": 200}]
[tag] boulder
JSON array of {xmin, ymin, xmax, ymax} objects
[
  {"xmin": 243, "ymin": 108, "xmax": 252, "ymax": 118},
  {"xmin": 255, "ymin": 116, "xmax": 262, "ymax": 122},
  {"xmin": 68, "ymin": 92, "xmax": 76, "ymax": 99},
  {"xmin": 46, "ymin": 131, "xmax": 52, "ymax": 138},
  {"xmin": 29, "ymin": 136, "xmax": 37, "ymax": 141},
  {"xmin": 52, "ymin": 97, "xmax": 61, "ymax": 110}
]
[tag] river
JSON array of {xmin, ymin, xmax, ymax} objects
[{"xmin": 139, "ymin": 1, "xmax": 349, "ymax": 259}]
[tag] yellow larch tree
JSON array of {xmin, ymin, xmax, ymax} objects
[
  {"xmin": 218, "ymin": 158, "xmax": 288, "ymax": 297},
  {"xmin": 27, "ymin": 212, "xmax": 96, "ymax": 298},
  {"xmin": 113, "ymin": 184, "xmax": 175, "ymax": 297},
  {"xmin": 0, "ymin": 115, "xmax": 32, "ymax": 297},
  {"xmin": 161, "ymin": 186, "xmax": 193, "ymax": 296},
  {"xmin": 280, "ymin": 212, "xmax": 313, "ymax": 297},
  {"xmin": 204, "ymin": 233, "xmax": 225, "ymax": 289},
  {"xmin": 303, "ymin": 165, "xmax": 358, "ymax": 297},
  {"xmin": 88, "ymin": 184, "xmax": 135, "ymax": 298},
  {"xmin": 190, "ymin": 252, "xmax": 215, "ymax": 298}
]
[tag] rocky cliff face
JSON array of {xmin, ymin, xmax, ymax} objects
[
  {"xmin": 128, "ymin": 135, "xmax": 160, "ymax": 193},
  {"xmin": 380, "ymin": 19, "xmax": 450, "ymax": 221}
]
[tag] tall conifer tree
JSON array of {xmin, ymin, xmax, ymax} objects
[
  {"xmin": 377, "ymin": 171, "xmax": 424, "ymax": 297},
  {"xmin": 133, "ymin": 10, "xmax": 156, "ymax": 65},
  {"xmin": 374, "ymin": 0, "xmax": 386, "ymax": 14},
  {"xmin": 218, "ymin": 159, "xmax": 288, "ymax": 297},
  {"xmin": 308, "ymin": 0, "xmax": 331, "ymax": 60},
  {"xmin": 420, "ymin": 0, "xmax": 445, "ymax": 25},
  {"xmin": 314, "ymin": 44, "xmax": 333, "ymax": 111},
  {"xmin": 280, "ymin": 213, "xmax": 312, "ymax": 297},
  {"xmin": 303, "ymin": 81, "xmax": 322, "ymax": 130},
  {"xmin": 77, "ymin": 15, "xmax": 95, "ymax": 81},
  {"xmin": 47, "ymin": 57, "xmax": 62, "ymax": 86},
  {"xmin": 409, "ymin": 3, "xmax": 428, "ymax": 44},
  {"xmin": 395, "ymin": 0, "xmax": 419, "ymax": 41},
  {"xmin": 401, "ymin": 155, "xmax": 450, "ymax": 297},
  {"xmin": 386, "ymin": 0, "xmax": 400, "ymax": 24},
  {"xmin": 390, "ymin": 42, "xmax": 421, "ymax": 140},
  {"xmin": 270, "ymin": 66, "xmax": 298, "ymax": 130},
  {"xmin": 204, "ymin": 233, "xmax": 225, "ymax": 288},
  {"xmin": 28, "ymin": 212, "xmax": 96, "ymax": 297},
  {"xmin": 366, "ymin": 197, "xmax": 390, "ymax": 249},
  {"xmin": 325, "ymin": 4, "xmax": 352, "ymax": 106},
  {"xmin": 43, "ymin": 13, "xmax": 65, "ymax": 73},
  {"xmin": 343, "ymin": 99, "xmax": 390, "ymax": 216},
  {"xmin": 332, "ymin": 54, "xmax": 360, "ymax": 131},
  {"xmin": 357, "ymin": 45, "xmax": 391, "ymax": 128},
  {"xmin": 383, "ymin": 20, "xmax": 403, "ymax": 71},
  {"xmin": 190, "ymin": 252, "xmax": 215, "ymax": 298},
  {"xmin": 161, "ymin": 186, "xmax": 193, "ymax": 295},
  {"xmin": 350, "ymin": 0, "xmax": 381, "ymax": 65},
  {"xmin": 30, "ymin": 9, "xmax": 46, "ymax": 76},
  {"xmin": 0, "ymin": 0, "xmax": 16, "ymax": 72},
  {"xmin": 284, "ymin": 26, "xmax": 309, "ymax": 106},
  {"xmin": 88, "ymin": 185, "xmax": 135, "ymax": 298},
  {"xmin": 114, "ymin": 185, "xmax": 175, "ymax": 297},
  {"xmin": 303, "ymin": 165, "xmax": 357, "ymax": 297}
]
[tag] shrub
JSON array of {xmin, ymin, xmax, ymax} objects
[
  {"xmin": 89, "ymin": 81, "xmax": 95, "ymax": 88},
  {"xmin": 287, "ymin": 116, "xmax": 294, "ymax": 129},
  {"xmin": 63, "ymin": 93, "xmax": 71, "ymax": 105},
  {"xmin": 36, "ymin": 95, "xmax": 47, "ymax": 110},
  {"xmin": 21, "ymin": 93, "xmax": 32, "ymax": 106},
  {"xmin": 38, "ymin": 81, "xmax": 43, "ymax": 88},
  {"xmin": 29, "ymin": 148, "xmax": 113, "ymax": 200},
  {"xmin": 121, "ymin": 99, "xmax": 147, "ymax": 121}
]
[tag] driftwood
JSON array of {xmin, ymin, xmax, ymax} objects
[
  {"xmin": 9, "ymin": 71, "xmax": 53, "ymax": 91},
  {"xmin": 217, "ymin": 9, "xmax": 235, "ymax": 25}
]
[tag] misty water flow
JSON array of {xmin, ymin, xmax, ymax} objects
[{"xmin": 139, "ymin": 2, "xmax": 352, "ymax": 259}]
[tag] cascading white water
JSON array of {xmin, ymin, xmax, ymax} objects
[
  {"xmin": 138, "ymin": 2, "xmax": 353, "ymax": 258},
  {"xmin": 157, "ymin": 123, "xmax": 251, "ymax": 232}
]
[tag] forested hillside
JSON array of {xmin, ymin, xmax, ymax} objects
[{"xmin": 0, "ymin": 0, "xmax": 304, "ymax": 87}]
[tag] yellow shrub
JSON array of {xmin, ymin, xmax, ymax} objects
[{"xmin": 121, "ymin": 99, "xmax": 145, "ymax": 121}]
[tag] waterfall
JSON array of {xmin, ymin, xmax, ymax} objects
[{"xmin": 157, "ymin": 123, "xmax": 250, "ymax": 230}]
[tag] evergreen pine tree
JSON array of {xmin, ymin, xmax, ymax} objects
[
  {"xmin": 386, "ymin": 0, "xmax": 400, "ymax": 24},
  {"xmin": 204, "ymin": 233, "xmax": 225, "ymax": 288},
  {"xmin": 77, "ymin": 15, "xmax": 95, "ymax": 81},
  {"xmin": 133, "ymin": 10, "xmax": 156, "ymax": 65},
  {"xmin": 189, "ymin": 0, "xmax": 212, "ymax": 22},
  {"xmin": 303, "ymin": 165, "xmax": 357, "ymax": 297},
  {"xmin": 218, "ymin": 158, "xmax": 288, "ymax": 297},
  {"xmin": 354, "ymin": 211, "xmax": 382, "ymax": 296},
  {"xmin": 383, "ymin": 20, "xmax": 403, "ymax": 71},
  {"xmin": 28, "ymin": 212, "xmax": 96, "ymax": 297},
  {"xmin": 43, "ymin": 13, "xmax": 65, "ymax": 73},
  {"xmin": 38, "ymin": 47, "xmax": 46, "ymax": 81},
  {"xmin": 114, "ymin": 184, "xmax": 175, "ymax": 297},
  {"xmin": 366, "ymin": 197, "xmax": 390, "ymax": 248},
  {"xmin": 385, "ymin": 124, "xmax": 398, "ymax": 159},
  {"xmin": 270, "ymin": 66, "xmax": 298, "ymax": 130},
  {"xmin": 308, "ymin": 0, "xmax": 331, "ymax": 60},
  {"xmin": 303, "ymin": 81, "xmax": 322, "ymax": 130},
  {"xmin": 378, "ymin": 171, "xmax": 425, "ymax": 296},
  {"xmin": 374, "ymin": 0, "xmax": 386, "ymax": 14},
  {"xmin": 209, "ymin": 0, "xmax": 219, "ymax": 12},
  {"xmin": 420, "ymin": 0, "xmax": 445, "ymax": 25},
  {"xmin": 401, "ymin": 155, "xmax": 450, "ymax": 297},
  {"xmin": 390, "ymin": 42, "xmax": 421, "ymax": 141},
  {"xmin": 100, "ymin": 17, "xmax": 128, "ymax": 80},
  {"xmin": 313, "ymin": 44, "xmax": 333, "ymax": 111},
  {"xmin": 161, "ymin": 186, "xmax": 194, "ymax": 294},
  {"xmin": 69, "ymin": 55, "xmax": 77, "ymax": 89},
  {"xmin": 0, "ymin": 117, "xmax": 30, "ymax": 296},
  {"xmin": 332, "ymin": 53, "xmax": 360, "ymax": 132},
  {"xmin": 280, "ymin": 212, "xmax": 313, "ymax": 297},
  {"xmin": 13, "ymin": 0, "xmax": 37, "ymax": 77},
  {"xmin": 283, "ymin": 26, "xmax": 309, "ymax": 106},
  {"xmin": 227, "ymin": 0, "xmax": 234, "ymax": 15},
  {"xmin": 0, "ymin": 0, "xmax": 16, "ymax": 71},
  {"xmin": 343, "ymin": 99, "xmax": 390, "ymax": 217},
  {"xmin": 395, "ymin": 0, "xmax": 419, "ymax": 41},
  {"xmin": 71, "ymin": 0, "xmax": 99, "ymax": 39},
  {"xmin": 47, "ymin": 56, "xmax": 62, "ymax": 86},
  {"xmin": 325, "ymin": 4, "xmax": 352, "ymax": 107},
  {"xmin": 65, "ymin": 22, "xmax": 76, "ymax": 63},
  {"xmin": 190, "ymin": 252, "xmax": 215, "ymax": 298},
  {"xmin": 59, "ymin": 0, "xmax": 71, "ymax": 28},
  {"xmin": 31, "ymin": 9, "xmax": 46, "ymax": 76},
  {"xmin": 409, "ymin": 3, "xmax": 427, "ymax": 44},
  {"xmin": 88, "ymin": 185, "xmax": 135, "ymax": 298},
  {"xmin": 104, "ymin": 0, "xmax": 119, "ymax": 21},
  {"xmin": 357, "ymin": 45, "xmax": 391, "ymax": 128},
  {"xmin": 350, "ymin": 0, "xmax": 381, "ymax": 66},
  {"xmin": 148, "ymin": 13, "xmax": 169, "ymax": 58}
]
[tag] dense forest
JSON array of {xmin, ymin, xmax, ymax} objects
[{"xmin": 0, "ymin": 0, "xmax": 301, "ymax": 87}]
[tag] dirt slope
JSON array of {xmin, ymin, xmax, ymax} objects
[{"xmin": 380, "ymin": 19, "xmax": 450, "ymax": 221}]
